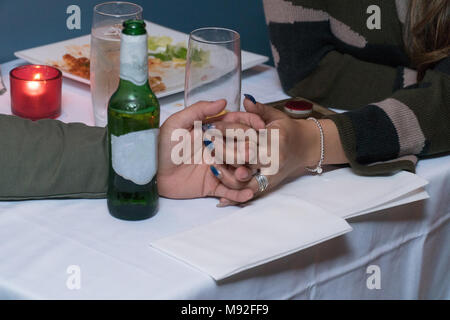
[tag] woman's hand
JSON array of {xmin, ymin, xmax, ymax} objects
[
  {"xmin": 216, "ymin": 99, "xmax": 318, "ymax": 196},
  {"xmin": 212, "ymin": 96, "xmax": 348, "ymax": 205},
  {"xmin": 157, "ymin": 99, "xmax": 265, "ymax": 204}
]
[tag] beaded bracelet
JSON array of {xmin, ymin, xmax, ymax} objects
[{"xmin": 305, "ymin": 117, "xmax": 324, "ymax": 174}]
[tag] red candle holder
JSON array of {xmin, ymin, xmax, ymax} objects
[{"xmin": 10, "ymin": 65, "xmax": 62, "ymax": 120}]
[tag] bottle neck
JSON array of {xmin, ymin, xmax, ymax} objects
[{"xmin": 119, "ymin": 33, "xmax": 148, "ymax": 86}]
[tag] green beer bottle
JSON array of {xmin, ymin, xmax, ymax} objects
[{"xmin": 107, "ymin": 20, "xmax": 159, "ymax": 220}]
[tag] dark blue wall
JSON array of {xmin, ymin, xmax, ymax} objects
[{"xmin": 0, "ymin": 0, "xmax": 272, "ymax": 64}]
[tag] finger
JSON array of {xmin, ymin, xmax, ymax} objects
[
  {"xmin": 207, "ymin": 122, "xmax": 258, "ymax": 168},
  {"xmin": 227, "ymin": 140, "xmax": 259, "ymax": 166},
  {"xmin": 243, "ymin": 98, "xmax": 287, "ymax": 123},
  {"xmin": 213, "ymin": 138, "xmax": 259, "ymax": 168},
  {"xmin": 212, "ymin": 121, "xmax": 254, "ymax": 133},
  {"xmin": 220, "ymin": 111, "xmax": 265, "ymax": 130},
  {"xmin": 212, "ymin": 121, "xmax": 258, "ymax": 143},
  {"xmin": 247, "ymin": 175, "xmax": 261, "ymax": 195},
  {"xmin": 216, "ymin": 197, "xmax": 239, "ymax": 208},
  {"xmin": 213, "ymin": 183, "xmax": 254, "ymax": 203},
  {"xmin": 244, "ymin": 171, "xmax": 276, "ymax": 196},
  {"xmin": 169, "ymin": 99, "xmax": 227, "ymax": 129},
  {"xmin": 211, "ymin": 165, "xmax": 253, "ymax": 190},
  {"xmin": 234, "ymin": 166, "xmax": 255, "ymax": 182}
]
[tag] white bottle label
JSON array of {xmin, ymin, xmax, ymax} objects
[
  {"xmin": 120, "ymin": 33, "xmax": 148, "ymax": 86},
  {"xmin": 111, "ymin": 129, "xmax": 158, "ymax": 185}
]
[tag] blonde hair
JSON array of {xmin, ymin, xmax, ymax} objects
[{"xmin": 405, "ymin": 0, "xmax": 450, "ymax": 80}]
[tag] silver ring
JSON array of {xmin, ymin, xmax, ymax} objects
[{"xmin": 253, "ymin": 172, "xmax": 269, "ymax": 193}]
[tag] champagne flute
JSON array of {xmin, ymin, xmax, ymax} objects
[
  {"xmin": 90, "ymin": 1, "xmax": 143, "ymax": 127},
  {"xmin": 184, "ymin": 27, "xmax": 241, "ymax": 116}
]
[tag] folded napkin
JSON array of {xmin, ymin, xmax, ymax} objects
[
  {"xmin": 272, "ymin": 167, "xmax": 429, "ymax": 219},
  {"xmin": 151, "ymin": 196, "xmax": 351, "ymax": 280},
  {"xmin": 151, "ymin": 168, "xmax": 429, "ymax": 280},
  {"xmin": 349, "ymin": 187, "xmax": 428, "ymax": 218}
]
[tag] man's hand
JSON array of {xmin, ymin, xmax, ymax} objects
[{"xmin": 157, "ymin": 100, "xmax": 264, "ymax": 204}]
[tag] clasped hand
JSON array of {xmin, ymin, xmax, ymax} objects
[{"xmin": 158, "ymin": 97, "xmax": 322, "ymax": 207}]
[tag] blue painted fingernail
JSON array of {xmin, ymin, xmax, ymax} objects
[
  {"xmin": 202, "ymin": 123, "xmax": 216, "ymax": 131},
  {"xmin": 210, "ymin": 165, "xmax": 222, "ymax": 178},
  {"xmin": 203, "ymin": 139, "xmax": 214, "ymax": 150},
  {"xmin": 244, "ymin": 94, "xmax": 256, "ymax": 104}
]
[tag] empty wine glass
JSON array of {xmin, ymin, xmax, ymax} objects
[{"xmin": 184, "ymin": 27, "xmax": 241, "ymax": 115}]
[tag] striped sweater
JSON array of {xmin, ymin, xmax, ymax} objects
[{"xmin": 263, "ymin": 0, "xmax": 450, "ymax": 175}]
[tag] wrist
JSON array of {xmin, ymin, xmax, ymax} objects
[{"xmin": 295, "ymin": 119, "xmax": 322, "ymax": 168}]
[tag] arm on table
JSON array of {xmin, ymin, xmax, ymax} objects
[
  {"xmin": 0, "ymin": 100, "xmax": 259, "ymax": 204},
  {"xmin": 265, "ymin": 7, "xmax": 450, "ymax": 175},
  {"xmin": 287, "ymin": 51, "xmax": 450, "ymax": 175},
  {"xmin": 326, "ymin": 59, "xmax": 450, "ymax": 175},
  {"xmin": 0, "ymin": 115, "xmax": 108, "ymax": 200}
]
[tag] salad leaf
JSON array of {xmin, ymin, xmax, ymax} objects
[
  {"xmin": 150, "ymin": 52, "xmax": 172, "ymax": 61},
  {"xmin": 147, "ymin": 36, "xmax": 172, "ymax": 51},
  {"xmin": 190, "ymin": 47, "xmax": 210, "ymax": 66},
  {"xmin": 149, "ymin": 44, "xmax": 188, "ymax": 61},
  {"xmin": 167, "ymin": 44, "xmax": 187, "ymax": 60},
  {"xmin": 147, "ymin": 37, "xmax": 209, "ymax": 66}
]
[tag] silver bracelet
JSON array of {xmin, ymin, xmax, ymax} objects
[{"xmin": 305, "ymin": 117, "xmax": 324, "ymax": 174}]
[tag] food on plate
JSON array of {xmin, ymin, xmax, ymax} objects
[
  {"xmin": 149, "ymin": 43, "xmax": 187, "ymax": 61},
  {"xmin": 147, "ymin": 35, "xmax": 209, "ymax": 66},
  {"xmin": 147, "ymin": 35, "xmax": 172, "ymax": 51},
  {"xmin": 49, "ymin": 35, "xmax": 208, "ymax": 93},
  {"xmin": 60, "ymin": 54, "xmax": 90, "ymax": 79},
  {"xmin": 149, "ymin": 75, "xmax": 166, "ymax": 93},
  {"xmin": 52, "ymin": 52, "xmax": 168, "ymax": 93},
  {"xmin": 189, "ymin": 47, "xmax": 210, "ymax": 67},
  {"xmin": 148, "ymin": 36, "xmax": 188, "ymax": 63}
]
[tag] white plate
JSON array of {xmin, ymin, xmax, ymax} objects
[{"xmin": 14, "ymin": 21, "xmax": 269, "ymax": 99}]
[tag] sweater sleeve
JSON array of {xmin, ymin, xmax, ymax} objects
[
  {"xmin": 327, "ymin": 60, "xmax": 450, "ymax": 175},
  {"xmin": 290, "ymin": 49, "xmax": 450, "ymax": 175},
  {"xmin": 263, "ymin": 0, "xmax": 450, "ymax": 175},
  {"xmin": 286, "ymin": 31, "xmax": 450, "ymax": 175},
  {"xmin": 0, "ymin": 114, "xmax": 108, "ymax": 200}
]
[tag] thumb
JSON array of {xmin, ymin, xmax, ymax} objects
[
  {"xmin": 168, "ymin": 99, "xmax": 227, "ymax": 129},
  {"xmin": 243, "ymin": 96, "xmax": 287, "ymax": 123}
]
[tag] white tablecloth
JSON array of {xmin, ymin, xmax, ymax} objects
[{"xmin": 0, "ymin": 59, "xmax": 449, "ymax": 299}]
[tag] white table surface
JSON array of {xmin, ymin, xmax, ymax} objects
[{"xmin": 0, "ymin": 59, "xmax": 449, "ymax": 299}]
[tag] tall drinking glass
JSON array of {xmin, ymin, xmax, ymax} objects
[
  {"xmin": 184, "ymin": 27, "xmax": 241, "ymax": 115},
  {"xmin": 90, "ymin": 2, "xmax": 142, "ymax": 127}
]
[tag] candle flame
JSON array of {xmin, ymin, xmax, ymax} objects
[
  {"xmin": 27, "ymin": 81, "xmax": 40, "ymax": 91},
  {"xmin": 26, "ymin": 72, "xmax": 44, "ymax": 93}
]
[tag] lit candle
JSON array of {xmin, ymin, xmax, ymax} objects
[
  {"xmin": 26, "ymin": 72, "xmax": 45, "ymax": 96},
  {"xmin": 10, "ymin": 65, "xmax": 62, "ymax": 120}
]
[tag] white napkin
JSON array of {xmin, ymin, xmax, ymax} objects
[
  {"xmin": 151, "ymin": 196, "xmax": 351, "ymax": 280},
  {"xmin": 151, "ymin": 168, "xmax": 428, "ymax": 280},
  {"xmin": 348, "ymin": 187, "xmax": 429, "ymax": 218},
  {"xmin": 272, "ymin": 168, "xmax": 429, "ymax": 219}
]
